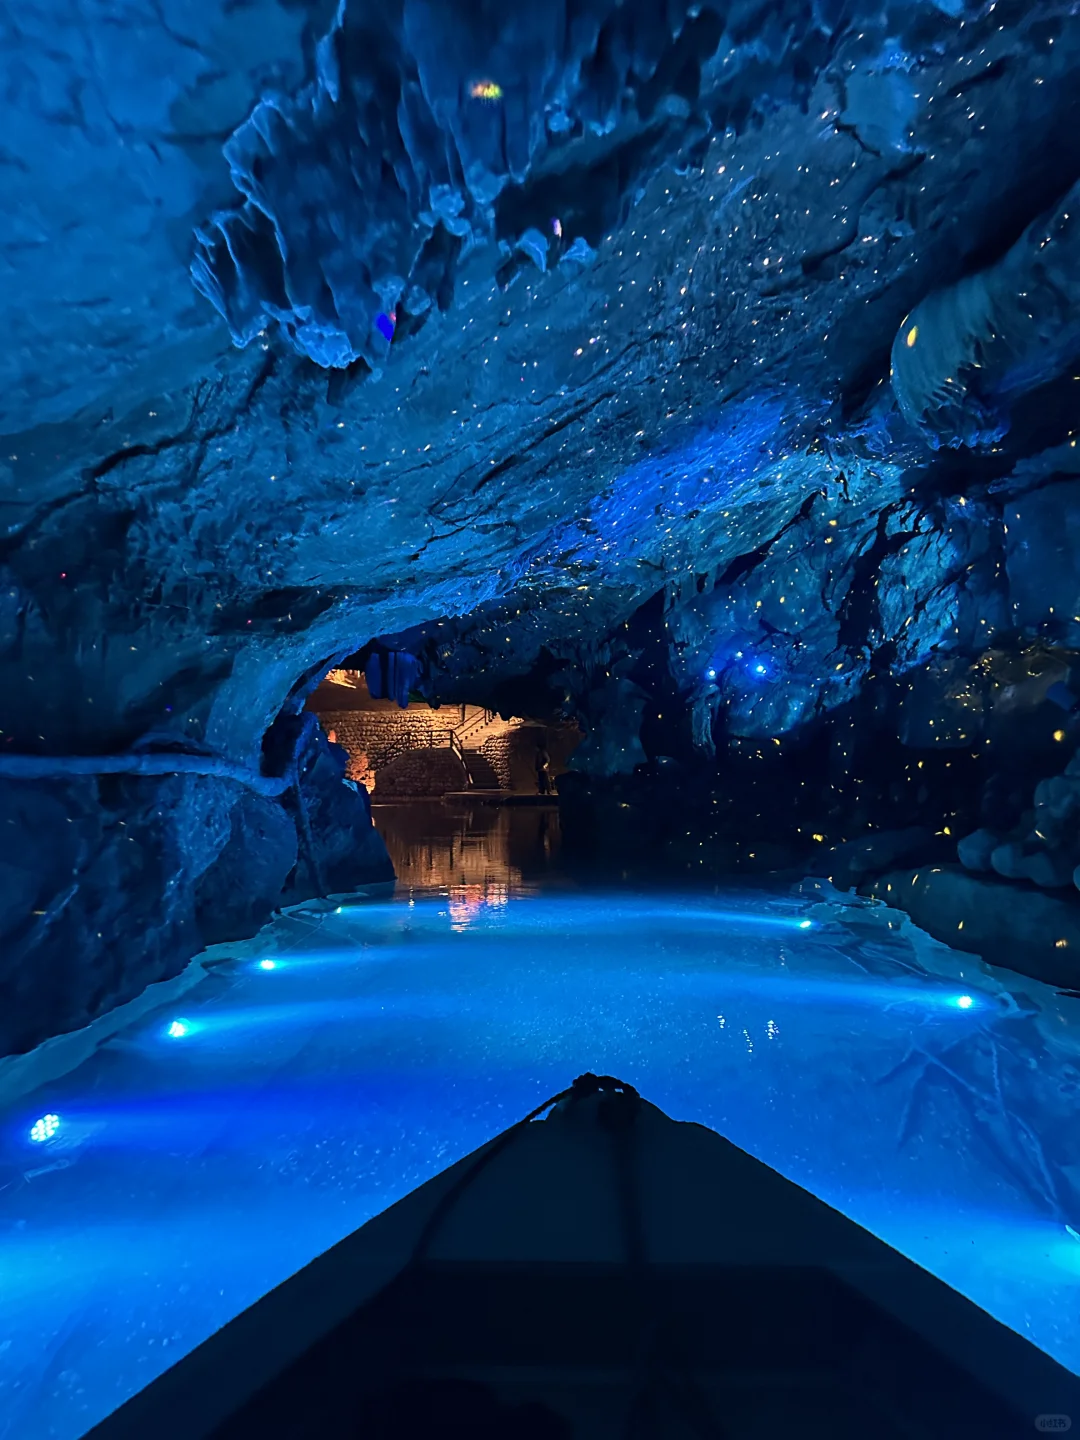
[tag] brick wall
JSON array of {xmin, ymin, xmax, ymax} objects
[
  {"xmin": 478, "ymin": 731, "xmax": 514, "ymax": 789},
  {"xmin": 316, "ymin": 706, "xmax": 582, "ymax": 795},
  {"xmin": 487, "ymin": 723, "xmax": 583, "ymax": 792},
  {"xmin": 318, "ymin": 708, "xmax": 459, "ymax": 786},
  {"xmin": 373, "ymin": 748, "xmax": 468, "ymax": 798}
]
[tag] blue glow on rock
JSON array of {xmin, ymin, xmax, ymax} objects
[
  {"xmin": 956, "ymin": 994, "xmax": 974, "ymax": 1009},
  {"xmin": 166, "ymin": 1020, "xmax": 191, "ymax": 1039},
  {"xmin": 258, "ymin": 959, "xmax": 277, "ymax": 971}
]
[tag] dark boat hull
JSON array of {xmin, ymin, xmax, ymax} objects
[{"xmin": 87, "ymin": 1076, "xmax": 1080, "ymax": 1439}]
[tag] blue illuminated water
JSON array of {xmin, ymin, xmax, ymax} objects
[{"xmin": 2, "ymin": 803, "xmax": 1080, "ymax": 1438}]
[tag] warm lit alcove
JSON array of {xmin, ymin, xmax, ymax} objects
[{"xmin": 306, "ymin": 669, "xmax": 581, "ymax": 799}]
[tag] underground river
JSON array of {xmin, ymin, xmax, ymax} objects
[{"xmin": 2, "ymin": 803, "xmax": 1079, "ymax": 1440}]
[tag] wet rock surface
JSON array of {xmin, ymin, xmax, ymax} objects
[
  {"xmin": 865, "ymin": 867, "xmax": 1080, "ymax": 991},
  {"xmin": 0, "ymin": 721, "xmax": 391, "ymax": 1055}
]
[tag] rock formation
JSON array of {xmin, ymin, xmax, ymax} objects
[{"xmin": 7, "ymin": 0, "xmax": 1080, "ymax": 1048}]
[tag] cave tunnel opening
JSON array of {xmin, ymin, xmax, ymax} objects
[
  {"xmin": 296, "ymin": 630, "xmax": 584, "ymax": 812},
  {"xmin": 292, "ymin": 637, "xmax": 584, "ymax": 897},
  {"xmin": 304, "ymin": 659, "xmax": 582, "ymax": 803}
]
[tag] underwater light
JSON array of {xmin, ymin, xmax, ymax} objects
[
  {"xmin": 29, "ymin": 1113, "xmax": 60, "ymax": 1143},
  {"xmin": 258, "ymin": 959, "xmax": 277, "ymax": 971},
  {"xmin": 955, "ymin": 995, "xmax": 974, "ymax": 1009},
  {"xmin": 166, "ymin": 1019, "xmax": 191, "ymax": 1039}
]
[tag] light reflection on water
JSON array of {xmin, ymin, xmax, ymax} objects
[
  {"xmin": 373, "ymin": 799, "xmax": 562, "ymax": 896},
  {"xmin": 1, "ymin": 802, "xmax": 1080, "ymax": 1439}
]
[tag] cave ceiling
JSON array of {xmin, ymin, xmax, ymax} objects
[{"xmin": 3, "ymin": 0, "xmax": 1080, "ymax": 767}]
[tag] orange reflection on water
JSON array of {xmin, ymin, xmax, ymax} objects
[
  {"xmin": 374, "ymin": 802, "xmax": 561, "ymax": 896},
  {"xmin": 447, "ymin": 881, "xmax": 510, "ymax": 931}
]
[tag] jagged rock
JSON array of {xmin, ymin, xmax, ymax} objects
[
  {"xmin": 1, "ymin": 774, "xmax": 212, "ymax": 1055},
  {"xmin": 866, "ymin": 867, "xmax": 1080, "ymax": 988},
  {"xmin": 987, "ymin": 837, "xmax": 1075, "ymax": 888},
  {"xmin": 287, "ymin": 726, "xmax": 393, "ymax": 896},
  {"xmin": 1024, "ymin": 849, "xmax": 1078, "ymax": 890},
  {"xmin": 1004, "ymin": 484, "xmax": 1080, "ymax": 642},
  {"xmin": 517, "ymin": 229, "xmax": 550, "ymax": 272},
  {"xmin": 569, "ymin": 677, "xmax": 649, "ymax": 777},
  {"xmin": 956, "ymin": 828, "xmax": 999, "ymax": 873},
  {"xmin": 9, "ymin": 0, "xmax": 1080, "ymax": 1050},
  {"xmin": 191, "ymin": 0, "xmax": 795, "ymax": 373},
  {"xmin": 194, "ymin": 789, "xmax": 298, "ymax": 947},
  {"xmin": 273, "ymin": 717, "xmax": 394, "ymax": 899},
  {"xmin": 891, "ymin": 179, "xmax": 1080, "ymax": 450},
  {"xmin": 990, "ymin": 840, "xmax": 1034, "ymax": 882},
  {"xmin": 0, "ymin": 723, "xmax": 391, "ymax": 1054},
  {"xmin": 1033, "ymin": 773, "xmax": 1080, "ymax": 845},
  {"xmin": 811, "ymin": 827, "xmax": 934, "ymax": 887}
]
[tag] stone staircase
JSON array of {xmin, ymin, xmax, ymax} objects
[
  {"xmin": 460, "ymin": 750, "xmax": 502, "ymax": 790},
  {"xmin": 451, "ymin": 709, "xmax": 510, "ymax": 791}
]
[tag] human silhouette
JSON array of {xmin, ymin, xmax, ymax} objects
[{"xmin": 535, "ymin": 740, "xmax": 552, "ymax": 796}]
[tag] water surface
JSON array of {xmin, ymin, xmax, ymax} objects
[{"xmin": 2, "ymin": 802, "xmax": 1079, "ymax": 1439}]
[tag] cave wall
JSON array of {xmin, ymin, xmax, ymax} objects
[
  {"xmin": 7, "ymin": 0, "xmax": 1080, "ymax": 1048},
  {"xmin": 314, "ymin": 706, "xmax": 461, "ymax": 782},
  {"xmin": 0, "ymin": 721, "xmax": 391, "ymax": 1056}
]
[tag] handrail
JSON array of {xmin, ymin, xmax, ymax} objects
[
  {"xmin": 453, "ymin": 707, "xmax": 496, "ymax": 747},
  {"xmin": 448, "ymin": 731, "xmax": 473, "ymax": 788}
]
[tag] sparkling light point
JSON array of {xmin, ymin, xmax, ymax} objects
[{"xmin": 29, "ymin": 1113, "xmax": 60, "ymax": 1143}]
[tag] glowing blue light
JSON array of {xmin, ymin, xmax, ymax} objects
[
  {"xmin": 955, "ymin": 995, "xmax": 974, "ymax": 1010},
  {"xmin": 258, "ymin": 959, "xmax": 277, "ymax": 971},
  {"xmin": 29, "ymin": 1113, "xmax": 60, "ymax": 1143},
  {"xmin": 706, "ymin": 667, "xmax": 717, "ymax": 680},
  {"xmin": 798, "ymin": 919, "xmax": 813, "ymax": 930},
  {"xmin": 167, "ymin": 1020, "xmax": 191, "ymax": 1039},
  {"xmin": 739, "ymin": 652, "xmax": 777, "ymax": 683}
]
